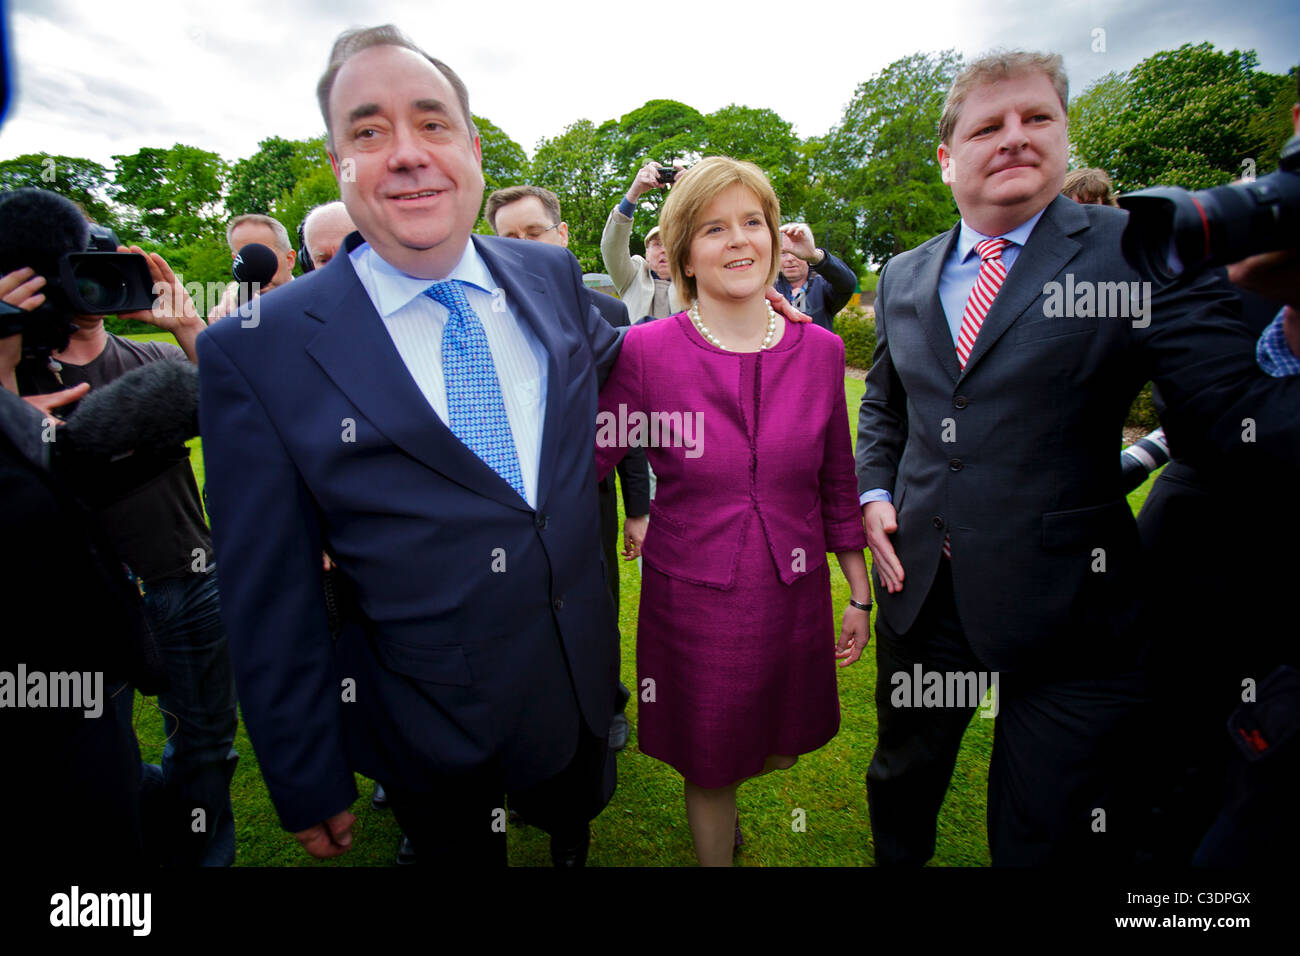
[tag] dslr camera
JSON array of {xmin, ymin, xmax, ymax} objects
[{"xmin": 1118, "ymin": 133, "xmax": 1300, "ymax": 281}]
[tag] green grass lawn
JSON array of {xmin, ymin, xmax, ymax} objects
[{"xmin": 127, "ymin": 337, "xmax": 1160, "ymax": 866}]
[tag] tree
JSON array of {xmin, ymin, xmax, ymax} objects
[
  {"xmin": 111, "ymin": 144, "xmax": 228, "ymax": 246},
  {"xmin": 816, "ymin": 50, "xmax": 962, "ymax": 269},
  {"xmin": 273, "ymin": 165, "xmax": 340, "ymax": 248},
  {"xmin": 474, "ymin": 115, "xmax": 529, "ymax": 199},
  {"xmin": 612, "ymin": 99, "xmax": 707, "ymax": 224},
  {"xmin": 228, "ymin": 136, "xmax": 330, "ymax": 216},
  {"xmin": 1070, "ymin": 44, "xmax": 1294, "ymax": 192},
  {"xmin": 704, "ymin": 105, "xmax": 807, "ymax": 221},
  {"xmin": 0, "ymin": 153, "xmax": 118, "ymax": 228},
  {"xmin": 530, "ymin": 119, "xmax": 625, "ymax": 272}
]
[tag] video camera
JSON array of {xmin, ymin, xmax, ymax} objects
[
  {"xmin": 0, "ymin": 206, "xmax": 155, "ymax": 361},
  {"xmin": 1118, "ymin": 133, "xmax": 1300, "ymax": 281}
]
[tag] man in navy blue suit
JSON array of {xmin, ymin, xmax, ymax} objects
[{"xmin": 198, "ymin": 24, "xmax": 625, "ymax": 867}]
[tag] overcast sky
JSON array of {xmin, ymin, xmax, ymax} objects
[{"xmin": 1, "ymin": 0, "xmax": 1296, "ymax": 170}]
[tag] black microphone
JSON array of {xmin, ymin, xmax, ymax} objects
[
  {"xmin": 232, "ymin": 241, "xmax": 279, "ymax": 301},
  {"xmin": 58, "ymin": 359, "xmax": 198, "ymax": 458}
]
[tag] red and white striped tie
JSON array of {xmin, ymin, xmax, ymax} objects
[
  {"xmin": 955, "ymin": 237, "xmax": 1011, "ymax": 370},
  {"xmin": 945, "ymin": 237, "xmax": 1011, "ymax": 560}
]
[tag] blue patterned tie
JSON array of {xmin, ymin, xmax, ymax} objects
[{"xmin": 424, "ymin": 280, "xmax": 526, "ymax": 499}]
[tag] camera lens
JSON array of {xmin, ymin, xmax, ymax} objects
[{"xmin": 71, "ymin": 259, "xmax": 129, "ymax": 312}]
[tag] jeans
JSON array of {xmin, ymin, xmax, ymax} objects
[{"xmin": 116, "ymin": 566, "xmax": 239, "ymax": 866}]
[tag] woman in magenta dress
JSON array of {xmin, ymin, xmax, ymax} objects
[{"xmin": 596, "ymin": 156, "xmax": 871, "ymax": 865}]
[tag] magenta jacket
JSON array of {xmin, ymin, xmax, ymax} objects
[{"xmin": 596, "ymin": 313, "xmax": 866, "ymax": 589}]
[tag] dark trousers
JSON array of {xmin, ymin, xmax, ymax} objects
[
  {"xmin": 598, "ymin": 477, "xmax": 630, "ymax": 717},
  {"xmin": 866, "ymin": 559, "xmax": 1147, "ymax": 866},
  {"xmin": 384, "ymin": 720, "xmax": 613, "ymax": 867}
]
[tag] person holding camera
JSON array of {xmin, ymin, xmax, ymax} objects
[
  {"xmin": 0, "ymin": 188, "xmax": 239, "ymax": 868},
  {"xmin": 601, "ymin": 161, "xmax": 681, "ymax": 323},
  {"xmin": 0, "ymin": 334, "xmax": 156, "ymax": 868}
]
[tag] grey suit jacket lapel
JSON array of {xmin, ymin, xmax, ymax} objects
[
  {"xmin": 960, "ymin": 196, "xmax": 1085, "ymax": 378},
  {"xmin": 915, "ymin": 225, "xmax": 963, "ymax": 384}
]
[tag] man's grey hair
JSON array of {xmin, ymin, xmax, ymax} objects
[
  {"xmin": 938, "ymin": 51, "xmax": 1068, "ymax": 146},
  {"xmin": 226, "ymin": 213, "xmax": 292, "ymax": 253},
  {"xmin": 301, "ymin": 200, "xmax": 351, "ymax": 243},
  {"xmin": 316, "ymin": 24, "xmax": 478, "ymax": 153}
]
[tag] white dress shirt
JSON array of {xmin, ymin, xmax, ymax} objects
[{"xmin": 349, "ymin": 239, "xmax": 548, "ymax": 508}]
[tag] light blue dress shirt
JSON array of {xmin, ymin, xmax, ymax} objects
[
  {"xmin": 348, "ymin": 240, "xmax": 549, "ymax": 508},
  {"xmin": 860, "ymin": 212, "xmax": 1045, "ymax": 506}
]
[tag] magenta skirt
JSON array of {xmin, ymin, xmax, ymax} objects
[{"xmin": 635, "ymin": 510, "xmax": 841, "ymax": 788}]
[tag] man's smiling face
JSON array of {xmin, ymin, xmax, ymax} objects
[
  {"xmin": 937, "ymin": 69, "xmax": 1068, "ymax": 236},
  {"xmin": 328, "ymin": 43, "xmax": 484, "ymax": 278}
]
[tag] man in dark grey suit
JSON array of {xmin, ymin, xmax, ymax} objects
[{"xmin": 855, "ymin": 51, "xmax": 1300, "ymax": 865}]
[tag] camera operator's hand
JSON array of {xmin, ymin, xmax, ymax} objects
[
  {"xmin": 115, "ymin": 246, "xmax": 205, "ymax": 364},
  {"xmin": 626, "ymin": 162, "xmax": 670, "ymax": 204},
  {"xmin": 22, "ymin": 383, "xmax": 91, "ymax": 424},
  {"xmin": 1, "ymin": 267, "xmax": 50, "ymax": 396},
  {"xmin": 1, "ymin": 266, "xmax": 48, "ymax": 312}
]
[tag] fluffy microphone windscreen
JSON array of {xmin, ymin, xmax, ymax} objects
[
  {"xmin": 61, "ymin": 359, "xmax": 200, "ymax": 457},
  {"xmin": 232, "ymin": 242, "xmax": 280, "ymax": 286},
  {"xmin": 0, "ymin": 187, "xmax": 89, "ymax": 279}
]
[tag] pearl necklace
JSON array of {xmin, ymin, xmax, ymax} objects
[{"xmin": 689, "ymin": 300, "xmax": 779, "ymax": 351}]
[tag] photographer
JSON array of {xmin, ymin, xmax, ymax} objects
[
  {"xmin": 1, "ymin": 278, "xmax": 163, "ymax": 868},
  {"xmin": 1116, "ymin": 82, "xmax": 1300, "ymax": 865},
  {"xmin": 601, "ymin": 161, "xmax": 679, "ymax": 322},
  {"xmin": 0, "ymin": 187, "xmax": 238, "ymax": 868}
]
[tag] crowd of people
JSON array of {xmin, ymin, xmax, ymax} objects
[{"xmin": 2, "ymin": 24, "xmax": 1297, "ymax": 870}]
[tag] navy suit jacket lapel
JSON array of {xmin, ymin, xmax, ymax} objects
[
  {"xmin": 473, "ymin": 235, "xmax": 570, "ymax": 510},
  {"xmin": 303, "ymin": 234, "xmax": 534, "ymax": 513},
  {"xmin": 960, "ymin": 196, "xmax": 1085, "ymax": 378}
]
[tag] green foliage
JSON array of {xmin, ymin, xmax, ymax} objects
[
  {"xmin": 474, "ymin": 114, "xmax": 529, "ymax": 200},
  {"xmin": 703, "ymin": 104, "xmax": 808, "ymax": 220},
  {"xmin": 228, "ymin": 136, "xmax": 330, "ymax": 218},
  {"xmin": 614, "ymin": 99, "xmax": 708, "ymax": 223},
  {"xmin": 111, "ymin": 144, "xmax": 229, "ymax": 246},
  {"xmin": 0, "ymin": 153, "xmax": 119, "ymax": 228},
  {"xmin": 530, "ymin": 119, "xmax": 625, "ymax": 273},
  {"xmin": 816, "ymin": 51, "xmax": 962, "ymax": 270},
  {"xmin": 272, "ymin": 165, "xmax": 340, "ymax": 257},
  {"xmin": 1070, "ymin": 44, "xmax": 1295, "ymax": 192},
  {"xmin": 1126, "ymin": 381, "xmax": 1160, "ymax": 431},
  {"xmin": 836, "ymin": 305, "xmax": 878, "ymax": 369}
]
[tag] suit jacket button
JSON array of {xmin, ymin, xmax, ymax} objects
[
  {"xmin": 953, "ymin": 395, "xmax": 968, "ymax": 409},
  {"xmin": 553, "ymin": 596, "xmax": 564, "ymax": 611},
  {"xmin": 536, "ymin": 513, "xmax": 549, "ymax": 530},
  {"xmin": 932, "ymin": 516, "xmax": 945, "ymax": 529},
  {"xmin": 949, "ymin": 458, "xmax": 963, "ymax": 471}
]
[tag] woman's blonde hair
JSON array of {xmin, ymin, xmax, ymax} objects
[{"xmin": 659, "ymin": 156, "xmax": 781, "ymax": 307}]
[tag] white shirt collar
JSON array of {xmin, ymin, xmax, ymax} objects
[
  {"xmin": 348, "ymin": 238, "xmax": 497, "ymax": 319},
  {"xmin": 955, "ymin": 207, "xmax": 1046, "ymax": 263}
]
